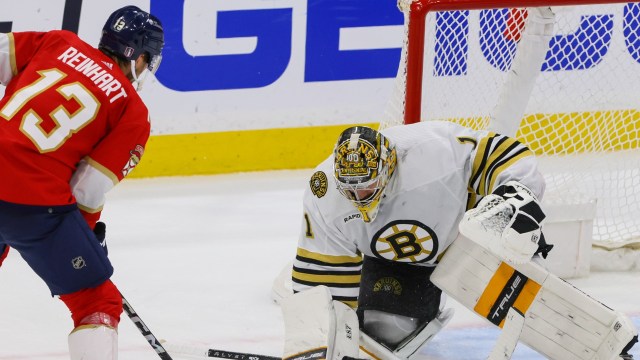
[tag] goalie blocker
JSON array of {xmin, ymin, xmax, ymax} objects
[{"xmin": 431, "ymin": 235, "xmax": 638, "ymax": 359}]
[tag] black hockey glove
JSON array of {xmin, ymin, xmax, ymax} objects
[{"xmin": 93, "ymin": 221, "xmax": 108, "ymax": 256}]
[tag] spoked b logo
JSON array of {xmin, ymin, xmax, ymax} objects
[{"xmin": 370, "ymin": 220, "xmax": 438, "ymax": 263}]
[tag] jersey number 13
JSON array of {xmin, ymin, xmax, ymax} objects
[{"xmin": 1, "ymin": 68, "xmax": 100, "ymax": 153}]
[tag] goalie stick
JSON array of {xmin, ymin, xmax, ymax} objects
[
  {"xmin": 486, "ymin": 307, "xmax": 525, "ymax": 360},
  {"xmin": 164, "ymin": 343, "xmax": 368, "ymax": 360},
  {"xmin": 163, "ymin": 342, "xmax": 282, "ymax": 360}
]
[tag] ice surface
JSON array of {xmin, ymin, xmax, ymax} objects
[{"xmin": 0, "ymin": 170, "xmax": 638, "ymax": 359}]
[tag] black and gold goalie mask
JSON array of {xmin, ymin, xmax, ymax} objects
[{"xmin": 333, "ymin": 126, "xmax": 397, "ymax": 222}]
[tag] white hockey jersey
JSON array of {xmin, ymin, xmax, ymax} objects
[{"xmin": 292, "ymin": 121, "xmax": 546, "ymax": 307}]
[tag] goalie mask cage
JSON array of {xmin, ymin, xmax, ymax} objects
[{"xmin": 382, "ymin": 0, "xmax": 640, "ymax": 269}]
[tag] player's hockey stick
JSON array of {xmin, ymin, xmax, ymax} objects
[
  {"xmin": 120, "ymin": 293, "xmax": 174, "ymax": 360},
  {"xmin": 121, "ymin": 293, "xmax": 282, "ymax": 360},
  {"xmin": 163, "ymin": 342, "xmax": 282, "ymax": 360},
  {"xmin": 486, "ymin": 307, "xmax": 525, "ymax": 360}
]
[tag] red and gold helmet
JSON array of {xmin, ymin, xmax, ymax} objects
[{"xmin": 333, "ymin": 126, "xmax": 396, "ymax": 222}]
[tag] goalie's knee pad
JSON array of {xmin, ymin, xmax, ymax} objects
[{"xmin": 68, "ymin": 324, "xmax": 117, "ymax": 360}]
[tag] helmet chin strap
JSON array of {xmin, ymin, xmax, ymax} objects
[{"xmin": 129, "ymin": 59, "xmax": 150, "ymax": 91}]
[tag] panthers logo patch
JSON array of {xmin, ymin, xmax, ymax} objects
[
  {"xmin": 370, "ymin": 220, "xmax": 438, "ymax": 263},
  {"xmin": 122, "ymin": 145, "xmax": 144, "ymax": 177},
  {"xmin": 310, "ymin": 171, "xmax": 328, "ymax": 198}
]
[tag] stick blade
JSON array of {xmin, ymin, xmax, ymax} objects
[{"xmin": 487, "ymin": 307, "xmax": 525, "ymax": 360}]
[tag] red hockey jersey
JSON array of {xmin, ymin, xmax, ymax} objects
[{"xmin": 0, "ymin": 30, "xmax": 151, "ymax": 226}]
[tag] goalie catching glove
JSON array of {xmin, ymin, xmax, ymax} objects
[{"xmin": 459, "ymin": 181, "xmax": 549, "ymax": 264}]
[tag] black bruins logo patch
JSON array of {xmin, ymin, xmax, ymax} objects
[
  {"xmin": 310, "ymin": 171, "xmax": 328, "ymax": 198},
  {"xmin": 373, "ymin": 277, "xmax": 402, "ymax": 296},
  {"xmin": 370, "ymin": 220, "xmax": 438, "ymax": 263}
]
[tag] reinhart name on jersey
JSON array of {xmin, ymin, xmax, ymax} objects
[{"xmin": 58, "ymin": 46, "xmax": 128, "ymax": 104}]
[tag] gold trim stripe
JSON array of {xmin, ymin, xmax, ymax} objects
[
  {"xmin": 511, "ymin": 279, "xmax": 542, "ymax": 324},
  {"xmin": 486, "ymin": 148, "xmax": 532, "ymax": 192},
  {"xmin": 129, "ymin": 124, "xmax": 376, "ymax": 178},
  {"xmin": 284, "ymin": 347, "xmax": 327, "ymax": 360},
  {"xmin": 343, "ymin": 300, "xmax": 358, "ymax": 309},
  {"xmin": 474, "ymin": 262, "xmax": 514, "ymax": 318},
  {"xmin": 292, "ymin": 269, "xmax": 361, "ymax": 284},
  {"xmin": 77, "ymin": 203, "xmax": 104, "ymax": 214},
  {"xmin": 121, "ymin": 111, "xmax": 639, "ymax": 179},
  {"xmin": 360, "ymin": 346, "xmax": 382, "ymax": 360},
  {"xmin": 478, "ymin": 136, "xmax": 510, "ymax": 195},
  {"xmin": 8, "ymin": 33, "xmax": 17, "ymax": 76},
  {"xmin": 296, "ymin": 247, "xmax": 362, "ymax": 265},
  {"xmin": 86, "ymin": 156, "xmax": 119, "ymax": 185},
  {"xmin": 469, "ymin": 133, "xmax": 495, "ymax": 195}
]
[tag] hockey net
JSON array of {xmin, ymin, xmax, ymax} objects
[{"xmin": 382, "ymin": 0, "xmax": 640, "ymax": 271}]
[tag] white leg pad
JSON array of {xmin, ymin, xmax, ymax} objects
[
  {"xmin": 281, "ymin": 285, "xmax": 360, "ymax": 360},
  {"xmin": 68, "ymin": 325, "xmax": 118, "ymax": 360},
  {"xmin": 432, "ymin": 235, "xmax": 638, "ymax": 360},
  {"xmin": 271, "ymin": 261, "xmax": 294, "ymax": 305}
]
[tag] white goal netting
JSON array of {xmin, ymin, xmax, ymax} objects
[{"xmin": 383, "ymin": 1, "xmax": 640, "ymax": 269}]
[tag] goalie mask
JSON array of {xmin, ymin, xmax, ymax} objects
[{"xmin": 333, "ymin": 126, "xmax": 397, "ymax": 223}]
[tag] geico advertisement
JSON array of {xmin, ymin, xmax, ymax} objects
[{"xmin": 2, "ymin": 1, "xmax": 639, "ymax": 136}]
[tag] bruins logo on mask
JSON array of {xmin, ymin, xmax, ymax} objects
[
  {"xmin": 334, "ymin": 137, "xmax": 380, "ymax": 181},
  {"xmin": 310, "ymin": 171, "xmax": 328, "ymax": 198}
]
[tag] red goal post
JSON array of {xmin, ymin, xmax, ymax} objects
[
  {"xmin": 399, "ymin": 0, "xmax": 639, "ymax": 125},
  {"xmin": 385, "ymin": 0, "xmax": 640, "ymax": 275}
]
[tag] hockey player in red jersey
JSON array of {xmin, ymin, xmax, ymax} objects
[{"xmin": 0, "ymin": 5, "xmax": 163, "ymax": 360}]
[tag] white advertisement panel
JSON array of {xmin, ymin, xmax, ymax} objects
[{"xmin": 2, "ymin": 1, "xmax": 639, "ymax": 176}]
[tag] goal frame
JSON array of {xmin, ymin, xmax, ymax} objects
[
  {"xmin": 402, "ymin": 0, "xmax": 640, "ymax": 125},
  {"xmin": 395, "ymin": 0, "xmax": 640, "ymax": 274}
]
